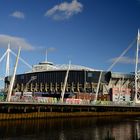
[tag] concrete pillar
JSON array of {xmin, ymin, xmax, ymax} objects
[
  {"xmin": 50, "ymin": 107, "xmax": 52, "ymax": 112},
  {"xmin": 21, "ymin": 83, "xmax": 24, "ymax": 91},
  {"xmin": 40, "ymin": 83, "xmax": 43, "ymax": 92},
  {"xmin": 84, "ymin": 82, "xmax": 87, "ymax": 92},
  {"xmin": 34, "ymin": 83, "xmax": 38, "ymax": 92},
  {"xmin": 77, "ymin": 82, "xmax": 80, "ymax": 92},
  {"xmin": 60, "ymin": 82, "xmax": 63, "ymax": 92},
  {"xmin": 45, "ymin": 83, "xmax": 48, "ymax": 92},
  {"xmin": 30, "ymin": 83, "xmax": 33, "ymax": 92},
  {"xmin": 50, "ymin": 83, "xmax": 52, "ymax": 92},
  {"xmin": 38, "ymin": 107, "xmax": 40, "ymax": 112},
  {"xmin": 24, "ymin": 107, "xmax": 26, "ymax": 113},
  {"xmin": 61, "ymin": 107, "xmax": 63, "ymax": 112},
  {"xmin": 55, "ymin": 83, "xmax": 58, "ymax": 92},
  {"xmin": 71, "ymin": 82, "xmax": 74, "ymax": 92},
  {"xmin": 8, "ymin": 107, "xmax": 10, "ymax": 113}
]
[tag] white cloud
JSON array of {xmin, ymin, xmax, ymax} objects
[
  {"xmin": 0, "ymin": 34, "xmax": 34, "ymax": 50},
  {"xmin": 45, "ymin": 0, "xmax": 83, "ymax": 20},
  {"xmin": 109, "ymin": 56, "xmax": 136, "ymax": 64},
  {"xmin": 10, "ymin": 11, "xmax": 25, "ymax": 19}
]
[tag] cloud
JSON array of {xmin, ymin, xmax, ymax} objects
[
  {"xmin": 10, "ymin": 11, "xmax": 25, "ymax": 19},
  {"xmin": 0, "ymin": 34, "xmax": 34, "ymax": 50},
  {"xmin": 45, "ymin": 0, "xmax": 83, "ymax": 20},
  {"xmin": 109, "ymin": 56, "xmax": 136, "ymax": 64}
]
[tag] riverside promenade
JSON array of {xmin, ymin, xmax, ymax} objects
[{"xmin": 0, "ymin": 101, "xmax": 140, "ymax": 120}]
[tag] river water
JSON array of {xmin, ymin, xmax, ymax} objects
[{"xmin": 0, "ymin": 116, "xmax": 140, "ymax": 140}]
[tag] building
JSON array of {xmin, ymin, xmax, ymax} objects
[
  {"xmin": 5, "ymin": 61, "xmax": 134, "ymax": 101},
  {"xmin": 5, "ymin": 61, "xmax": 110, "ymax": 97}
]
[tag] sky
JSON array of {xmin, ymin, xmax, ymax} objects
[{"xmin": 0, "ymin": 0, "xmax": 140, "ymax": 77}]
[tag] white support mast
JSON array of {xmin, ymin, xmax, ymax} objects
[
  {"xmin": 6, "ymin": 47, "xmax": 21, "ymax": 102},
  {"xmin": 60, "ymin": 61, "xmax": 71, "ymax": 103},
  {"xmin": 134, "ymin": 29, "xmax": 140, "ymax": 103},
  {"xmin": 5, "ymin": 44, "xmax": 10, "ymax": 77},
  {"xmin": 95, "ymin": 71, "xmax": 103, "ymax": 102}
]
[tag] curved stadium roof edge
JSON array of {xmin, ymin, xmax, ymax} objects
[{"xmin": 26, "ymin": 61, "xmax": 101, "ymax": 73}]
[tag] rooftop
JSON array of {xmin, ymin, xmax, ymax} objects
[{"xmin": 26, "ymin": 61, "xmax": 98, "ymax": 73}]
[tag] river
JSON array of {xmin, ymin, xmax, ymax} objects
[{"xmin": 0, "ymin": 116, "xmax": 140, "ymax": 140}]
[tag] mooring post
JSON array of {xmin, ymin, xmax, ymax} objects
[
  {"xmin": 8, "ymin": 107, "xmax": 10, "ymax": 113},
  {"xmin": 24, "ymin": 107, "xmax": 26, "ymax": 113},
  {"xmin": 50, "ymin": 107, "xmax": 52, "ymax": 112},
  {"xmin": 38, "ymin": 107, "xmax": 40, "ymax": 112}
]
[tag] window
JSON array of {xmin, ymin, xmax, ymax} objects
[
  {"xmin": 88, "ymin": 72, "xmax": 92, "ymax": 77},
  {"xmin": 21, "ymin": 75, "xmax": 24, "ymax": 79}
]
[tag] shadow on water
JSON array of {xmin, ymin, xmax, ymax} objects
[{"xmin": 0, "ymin": 116, "xmax": 140, "ymax": 140}]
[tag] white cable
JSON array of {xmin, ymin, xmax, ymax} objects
[
  {"xmin": 107, "ymin": 38, "xmax": 136, "ymax": 71},
  {"xmin": 10, "ymin": 50, "xmax": 32, "ymax": 69}
]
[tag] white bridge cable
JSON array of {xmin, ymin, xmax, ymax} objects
[
  {"xmin": 0, "ymin": 49, "xmax": 9, "ymax": 80},
  {"xmin": 94, "ymin": 38, "xmax": 136, "ymax": 103},
  {"xmin": 10, "ymin": 50, "xmax": 32, "ymax": 69},
  {"xmin": 0, "ymin": 77, "xmax": 4, "ymax": 81},
  {"xmin": 0, "ymin": 49, "xmax": 8, "ymax": 63},
  {"xmin": 107, "ymin": 38, "xmax": 136, "ymax": 71}
]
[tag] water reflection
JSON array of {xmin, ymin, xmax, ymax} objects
[{"xmin": 0, "ymin": 117, "xmax": 140, "ymax": 140}]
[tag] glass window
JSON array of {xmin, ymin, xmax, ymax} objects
[
  {"xmin": 21, "ymin": 75, "xmax": 24, "ymax": 79},
  {"xmin": 88, "ymin": 72, "xmax": 92, "ymax": 77}
]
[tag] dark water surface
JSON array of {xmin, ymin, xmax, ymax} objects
[{"xmin": 0, "ymin": 116, "xmax": 140, "ymax": 140}]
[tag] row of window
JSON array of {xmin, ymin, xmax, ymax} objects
[{"xmin": 16, "ymin": 71, "xmax": 85, "ymax": 84}]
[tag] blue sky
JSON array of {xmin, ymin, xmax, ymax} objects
[{"xmin": 0, "ymin": 0, "xmax": 140, "ymax": 76}]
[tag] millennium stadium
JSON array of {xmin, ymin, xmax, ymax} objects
[
  {"xmin": 5, "ymin": 60, "xmax": 134, "ymax": 101},
  {"xmin": 0, "ymin": 46, "xmax": 135, "ymax": 102}
]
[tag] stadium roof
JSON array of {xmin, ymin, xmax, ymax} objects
[{"xmin": 27, "ymin": 61, "xmax": 98, "ymax": 73}]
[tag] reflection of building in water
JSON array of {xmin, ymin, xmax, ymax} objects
[
  {"xmin": 0, "ymin": 117, "xmax": 139, "ymax": 140},
  {"xmin": 111, "ymin": 122, "xmax": 137, "ymax": 140},
  {"xmin": 59, "ymin": 130, "xmax": 65, "ymax": 140},
  {"xmin": 135, "ymin": 121, "xmax": 140, "ymax": 139}
]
